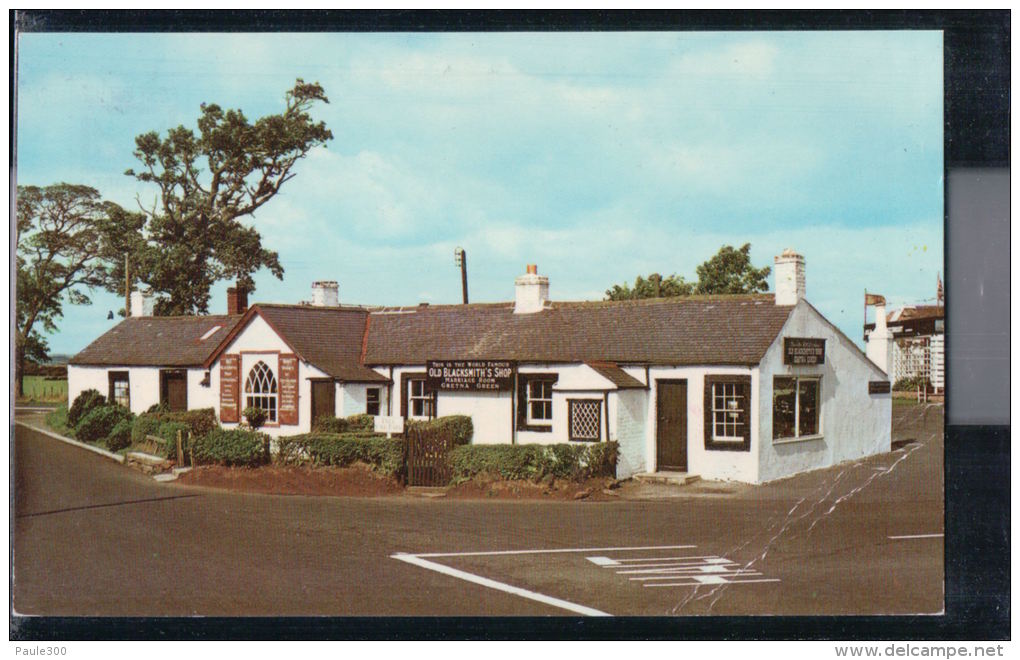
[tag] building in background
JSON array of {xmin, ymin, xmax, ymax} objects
[{"xmin": 864, "ymin": 280, "xmax": 945, "ymax": 392}]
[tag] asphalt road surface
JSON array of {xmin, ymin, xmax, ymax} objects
[{"xmin": 12, "ymin": 406, "xmax": 943, "ymax": 616}]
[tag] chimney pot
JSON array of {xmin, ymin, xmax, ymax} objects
[{"xmin": 514, "ymin": 264, "xmax": 549, "ymax": 314}]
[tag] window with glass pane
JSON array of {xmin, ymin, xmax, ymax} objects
[
  {"xmin": 772, "ymin": 376, "xmax": 820, "ymax": 440},
  {"xmin": 527, "ymin": 379, "xmax": 553, "ymax": 423},
  {"xmin": 409, "ymin": 378, "xmax": 433, "ymax": 418},
  {"xmin": 712, "ymin": 382, "xmax": 744, "ymax": 440},
  {"xmin": 366, "ymin": 388, "xmax": 381, "ymax": 416},
  {"xmin": 110, "ymin": 372, "xmax": 130, "ymax": 408},
  {"xmin": 245, "ymin": 360, "xmax": 278, "ymax": 423}
]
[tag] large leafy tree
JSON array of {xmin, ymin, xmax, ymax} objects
[
  {"xmin": 113, "ymin": 79, "xmax": 333, "ymax": 315},
  {"xmin": 15, "ymin": 184, "xmax": 126, "ymax": 395},
  {"xmin": 694, "ymin": 243, "xmax": 771, "ymax": 295},
  {"xmin": 605, "ymin": 273, "xmax": 694, "ymax": 301},
  {"xmin": 605, "ymin": 243, "xmax": 771, "ymax": 301}
]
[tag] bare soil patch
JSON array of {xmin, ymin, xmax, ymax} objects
[
  {"xmin": 444, "ymin": 475, "xmax": 621, "ymax": 501},
  {"xmin": 176, "ymin": 462, "xmax": 404, "ymax": 497}
]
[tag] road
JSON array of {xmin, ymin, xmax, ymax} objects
[{"xmin": 12, "ymin": 406, "xmax": 943, "ymax": 617}]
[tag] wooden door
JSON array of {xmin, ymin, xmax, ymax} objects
[
  {"xmin": 163, "ymin": 371, "xmax": 188, "ymax": 412},
  {"xmin": 656, "ymin": 380, "xmax": 687, "ymax": 471},
  {"xmin": 311, "ymin": 381, "xmax": 335, "ymax": 425}
]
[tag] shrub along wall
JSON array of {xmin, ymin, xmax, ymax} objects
[
  {"xmin": 406, "ymin": 415, "xmax": 473, "ymax": 445},
  {"xmin": 75, "ymin": 404, "xmax": 134, "ymax": 445},
  {"xmin": 191, "ymin": 428, "xmax": 269, "ymax": 467},
  {"xmin": 67, "ymin": 389, "xmax": 107, "ymax": 428},
  {"xmin": 277, "ymin": 433, "xmax": 405, "ymax": 479},
  {"xmin": 311, "ymin": 413, "xmax": 376, "ymax": 434},
  {"xmin": 447, "ymin": 442, "xmax": 618, "ymax": 484}
]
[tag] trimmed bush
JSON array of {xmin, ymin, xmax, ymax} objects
[
  {"xmin": 67, "ymin": 389, "xmax": 107, "ymax": 428},
  {"xmin": 75, "ymin": 405, "xmax": 134, "ymax": 445},
  {"xmin": 406, "ymin": 415, "xmax": 473, "ymax": 445},
  {"xmin": 45, "ymin": 404, "xmax": 71, "ymax": 436},
  {"xmin": 131, "ymin": 408, "xmax": 218, "ymax": 448},
  {"xmin": 312, "ymin": 413, "xmax": 378, "ymax": 434},
  {"xmin": 106, "ymin": 419, "xmax": 134, "ymax": 451},
  {"xmin": 156, "ymin": 421, "xmax": 191, "ymax": 460},
  {"xmin": 192, "ymin": 428, "xmax": 269, "ymax": 467},
  {"xmin": 131, "ymin": 414, "xmax": 163, "ymax": 446},
  {"xmin": 276, "ymin": 433, "xmax": 405, "ymax": 479},
  {"xmin": 243, "ymin": 406, "xmax": 268, "ymax": 430},
  {"xmin": 447, "ymin": 442, "xmax": 618, "ymax": 484}
]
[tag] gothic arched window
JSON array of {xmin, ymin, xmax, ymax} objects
[{"xmin": 245, "ymin": 360, "xmax": 278, "ymax": 423}]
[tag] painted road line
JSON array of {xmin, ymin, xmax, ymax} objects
[
  {"xmin": 416, "ymin": 544, "xmax": 696, "ymax": 558},
  {"xmin": 631, "ymin": 571, "xmax": 763, "ymax": 581},
  {"xmin": 391, "ymin": 553, "xmax": 611, "ymax": 617},
  {"xmin": 888, "ymin": 533, "xmax": 944, "ymax": 540}
]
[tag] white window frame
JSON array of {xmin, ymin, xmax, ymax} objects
[
  {"xmin": 711, "ymin": 382, "xmax": 745, "ymax": 442},
  {"xmin": 526, "ymin": 379, "xmax": 554, "ymax": 425},
  {"xmin": 408, "ymin": 378, "xmax": 433, "ymax": 419},
  {"xmin": 245, "ymin": 360, "xmax": 278, "ymax": 424},
  {"xmin": 772, "ymin": 376, "xmax": 822, "ymax": 442}
]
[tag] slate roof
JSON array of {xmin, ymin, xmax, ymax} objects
[
  {"xmin": 888, "ymin": 305, "xmax": 944, "ymax": 322},
  {"xmin": 70, "ymin": 315, "xmax": 243, "ymax": 367},
  {"xmin": 585, "ymin": 362, "xmax": 648, "ymax": 389},
  {"xmin": 249, "ymin": 304, "xmax": 388, "ymax": 382},
  {"xmin": 364, "ymin": 295, "xmax": 794, "ymax": 366}
]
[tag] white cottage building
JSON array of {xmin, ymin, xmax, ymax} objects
[{"xmin": 68, "ymin": 251, "xmax": 892, "ymax": 484}]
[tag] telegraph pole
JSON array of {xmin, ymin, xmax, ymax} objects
[
  {"xmin": 454, "ymin": 247, "xmax": 468, "ymax": 304},
  {"xmin": 125, "ymin": 253, "xmax": 130, "ymax": 318}
]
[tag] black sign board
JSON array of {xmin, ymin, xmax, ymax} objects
[
  {"xmin": 869, "ymin": 381, "xmax": 891, "ymax": 394},
  {"xmin": 783, "ymin": 337, "xmax": 826, "ymax": 365},
  {"xmin": 426, "ymin": 360, "xmax": 516, "ymax": 392}
]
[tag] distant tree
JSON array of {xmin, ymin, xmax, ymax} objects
[
  {"xmin": 113, "ymin": 79, "xmax": 333, "ymax": 315},
  {"xmin": 694, "ymin": 243, "xmax": 771, "ymax": 295},
  {"xmin": 605, "ymin": 273, "xmax": 695, "ymax": 301},
  {"xmin": 15, "ymin": 184, "xmax": 126, "ymax": 396}
]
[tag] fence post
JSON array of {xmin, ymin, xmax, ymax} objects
[
  {"xmin": 188, "ymin": 431, "xmax": 194, "ymax": 467},
  {"xmin": 176, "ymin": 429, "xmax": 184, "ymax": 465}
]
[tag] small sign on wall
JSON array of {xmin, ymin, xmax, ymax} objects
[
  {"xmin": 868, "ymin": 380, "xmax": 891, "ymax": 394},
  {"xmin": 426, "ymin": 360, "xmax": 516, "ymax": 392},
  {"xmin": 783, "ymin": 337, "xmax": 826, "ymax": 365},
  {"xmin": 374, "ymin": 415, "xmax": 405, "ymax": 437}
]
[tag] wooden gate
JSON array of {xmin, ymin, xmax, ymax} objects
[{"xmin": 406, "ymin": 425, "xmax": 453, "ymax": 487}]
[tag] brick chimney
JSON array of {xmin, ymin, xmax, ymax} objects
[
  {"xmin": 514, "ymin": 264, "xmax": 549, "ymax": 314},
  {"xmin": 227, "ymin": 284, "xmax": 248, "ymax": 315},
  {"xmin": 774, "ymin": 248, "xmax": 805, "ymax": 306}
]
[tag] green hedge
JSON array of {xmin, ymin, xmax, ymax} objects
[
  {"xmin": 312, "ymin": 413, "xmax": 377, "ymax": 434},
  {"xmin": 447, "ymin": 442, "xmax": 618, "ymax": 484},
  {"xmin": 277, "ymin": 433, "xmax": 405, "ymax": 478},
  {"xmin": 106, "ymin": 419, "xmax": 134, "ymax": 452},
  {"xmin": 68, "ymin": 389, "xmax": 107, "ymax": 428},
  {"xmin": 191, "ymin": 428, "xmax": 269, "ymax": 467},
  {"xmin": 406, "ymin": 415, "xmax": 473, "ymax": 445},
  {"xmin": 75, "ymin": 405, "xmax": 134, "ymax": 445},
  {"xmin": 142, "ymin": 408, "xmax": 218, "ymax": 438}
]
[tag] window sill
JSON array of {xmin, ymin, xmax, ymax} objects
[
  {"xmin": 773, "ymin": 434, "xmax": 824, "ymax": 446},
  {"xmin": 519, "ymin": 423, "xmax": 553, "ymax": 433}
]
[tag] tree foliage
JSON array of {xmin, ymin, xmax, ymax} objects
[
  {"xmin": 605, "ymin": 273, "xmax": 694, "ymax": 301},
  {"xmin": 15, "ymin": 184, "xmax": 125, "ymax": 394},
  {"xmin": 116, "ymin": 79, "xmax": 333, "ymax": 315},
  {"xmin": 605, "ymin": 243, "xmax": 771, "ymax": 301}
]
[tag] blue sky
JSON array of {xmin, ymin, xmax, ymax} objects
[{"xmin": 17, "ymin": 31, "xmax": 943, "ymax": 355}]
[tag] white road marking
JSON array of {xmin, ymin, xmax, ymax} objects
[
  {"xmin": 888, "ymin": 533, "xmax": 944, "ymax": 540},
  {"xmin": 586, "ymin": 556, "xmax": 620, "ymax": 566},
  {"xmin": 415, "ymin": 544, "xmax": 695, "ymax": 558},
  {"xmin": 392, "ymin": 553, "xmax": 610, "ymax": 617}
]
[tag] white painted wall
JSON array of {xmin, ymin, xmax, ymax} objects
[
  {"xmin": 68, "ymin": 364, "xmax": 165, "ymax": 415},
  {"xmin": 645, "ymin": 365, "xmax": 759, "ymax": 483},
  {"xmin": 209, "ymin": 314, "xmax": 329, "ymax": 438},
  {"xmin": 437, "ymin": 390, "xmax": 512, "ymax": 444},
  {"xmin": 756, "ymin": 301, "xmax": 892, "ymax": 483},
  {"xmin": 614, "ymin": 388, "xmax": 648, "ymax": 478}
]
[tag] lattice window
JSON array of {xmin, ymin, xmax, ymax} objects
[
  {"xmin": 245, "ymin": 360, "xmax": 278, "ymax": 423},
  {"xmin": 569, "ymin": 399, "xmax": 601, "ymax": 442}
]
